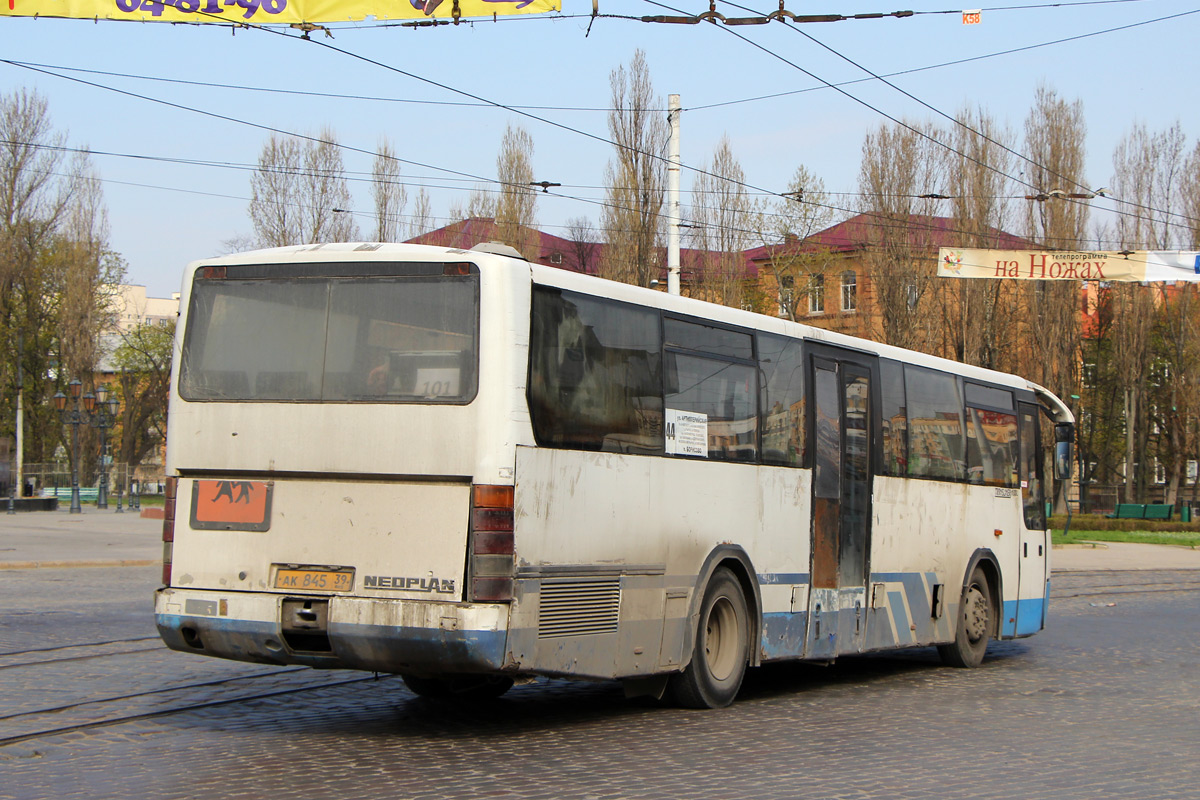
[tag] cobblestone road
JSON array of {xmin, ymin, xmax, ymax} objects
[{"xmin": 1, "ymin": 566, "xmax": 1197, "ymax": 800}]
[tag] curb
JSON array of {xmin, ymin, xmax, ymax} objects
[
  {"xmin": 1052, "ymin": 542, "xmax": 1110, "ymax": 550},
  {"xmin": 0, "ymin": 558, "xmax": 159, "ymax": 570}
]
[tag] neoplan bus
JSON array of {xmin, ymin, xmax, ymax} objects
[{"xmin": 155, "ymin": 241, "xmax": 1075, "ymax": 708}]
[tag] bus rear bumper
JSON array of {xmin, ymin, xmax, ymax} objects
[{"xmin": 155, "ymin": 588, "xmax": 510, "ymax": 675}]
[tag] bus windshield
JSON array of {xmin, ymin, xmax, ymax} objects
[{"xmin": 179, "ymin": 270, "xmax": 479, "ymax": 403}]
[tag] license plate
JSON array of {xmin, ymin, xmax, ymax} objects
[{"xmin": 274, "ymin": 567, "xmax": 354, "ymax": 592}]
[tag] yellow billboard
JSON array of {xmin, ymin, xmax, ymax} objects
[{"xmin": 0, "ymin": 0, "xmax": 558, "ymax": 24}]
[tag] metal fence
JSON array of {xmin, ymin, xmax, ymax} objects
[
  {"xmin": 10, "ymin": 462, "xmax": 165, "ymax": 503},
  {"xmin": 1074, "ymin": 483, "xmax": 1200, "ymax": 515}
]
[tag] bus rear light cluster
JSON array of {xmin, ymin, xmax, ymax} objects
[
  {"xmin": 469, "ymin": 484, "xmax": 514, "ymax": 603},
  {"xmin": 161, "ymin": 477, "xmax": 177, "ymax": 586}
]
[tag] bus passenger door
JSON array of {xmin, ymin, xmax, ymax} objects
[
  {"xmin": 806, "ymin": 353, "xmax": 874, "ymax": 659},
  {"xmin": 1015, "ymin": 402, "xmax": 1048, "ymax": 635}
]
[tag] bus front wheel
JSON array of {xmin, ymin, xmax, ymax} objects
[
  {"xmin": 670, "ymin": 567, "xmax": 750, "ymax": 709},
  {"xmin": 938, "ymin": 566, "xmax": 994, "ymax": 668},
  {"xmin": 401, "ymin": 673, "xmax": 514, "ymax": 701}
]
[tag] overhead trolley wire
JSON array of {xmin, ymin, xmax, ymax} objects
[
  {"xmin": 685, "ymin": 6, "xmax": 1200, "ymax": 111},
  {"xmin": 5, "ymin": 3, "xmax": 1195, "ymax": 251},
  {"xmin": 656, "ymin": 0, "xmax": 1200, "ymax": 236},
  {"xmin": 12, "ymin": 0, "xmax": 1196, "ymax": 117},
  {"xmin": 0, "ymin": 57, "xmax": 1175, "ymax": 254}
]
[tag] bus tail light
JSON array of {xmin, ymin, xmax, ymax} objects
[
  {"xmin": 469, "ymin": 484, "xmax": 514, "ymax": 603},
  {"xmin": 161, "ymin": 477, "xmax": 177, "ymax": 586}
]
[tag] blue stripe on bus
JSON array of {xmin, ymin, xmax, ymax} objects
[
  {"xmin": 760, "ymin": 611, "xmax": 809, "ymax": 659},
  {"xmin": 888, "ymin": 590, "xmax": 912, "ymax": 645},
  {"xmin": 1003, "ymin": 598, "xmax": 1046, "ymax": 636},
  {"xmin": 872, "ymin": 572, "xmax": 935, "ymax": 621},
  {"xmin": 156, "ymin": 613, "xmax": 509, "ymax": 672}
]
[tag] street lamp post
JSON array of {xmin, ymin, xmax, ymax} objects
[
  {"xmin": 54, "ymin": 379, "xmax": 87, "ymax": 514},
  {"xmin": 93, "ymin": 385, "xmax": 118, "ymax": 510},
  {"xmin": 53, "ymin": 380, "xmax": 121, "ymax": 514}
]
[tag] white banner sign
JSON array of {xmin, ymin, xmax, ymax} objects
[
  {"xmin": 665, "ymin": 409, "xmax": 708, "ymax": 458},
  {"xmin": 938, "ymin": 248, "xmax": 1200, "ymax": 282}
]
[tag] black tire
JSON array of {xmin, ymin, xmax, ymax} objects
[
  {"xmin": 401, "ymin": 673, "xmax": 514, "ymax": 701},
  {"xmin": 669, "ymin": 567, "xmax": 751, "ymax": 709},
  {"xmin": 938, "ymin": 566, "xmax": 994, "ymax": 668}
]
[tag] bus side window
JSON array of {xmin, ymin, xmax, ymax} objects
[
  {"xmin": 758, "ymin": 333, "xmax": 805, "ymax": 467},
  {"xmin": 965, "ymin": 407, "xmax": 1018, "ymax": 487},
  {"xmin": 529, "ymin": 288, "xmax": 664, "ymax": 455},
  {"xmin": 1019, "ymin": 406, "xmax": 1045, "ymax": 530},
  {"xmin": 879, "ymin": 360, "xmax": 906, "ymax": 476},
  {"xmin": 904, "ymin": 366, "xmax": 965, "ymax": 481},
  {"xmin": 664, "ymin": 319, "xmax": 757, "ymax": 462}
]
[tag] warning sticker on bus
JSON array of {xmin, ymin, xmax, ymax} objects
[{"xmin": 190, "ymin": 479, "xmax": 273, "ymax": 531}]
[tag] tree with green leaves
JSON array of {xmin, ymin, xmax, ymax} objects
[
  {"xmin": 112, "ymin": 321, "xmax": 175, "ymax": 478},
  {"xmin": 0, "ymin": 88, "xmax": 123, "ymax": 478}
]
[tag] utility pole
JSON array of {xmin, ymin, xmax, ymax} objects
[
  {"xmin": 15, "ymin": 333, "xmax": 23, "ymax": 498},
  {"xmin": 667, "ymin": 94, "xmax": 681, "ymax": 296}
]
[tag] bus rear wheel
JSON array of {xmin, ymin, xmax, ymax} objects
[
  {"xmin": 401, "ymin": 673, "xmax": 514, "ymax": 701},
  {"xmin": 938, "ymin": 566, "xmax": 993, "ymax": 668},
  {"xmin": 670, "ymin": 567, "xmax": 750, "ymax": 709}
]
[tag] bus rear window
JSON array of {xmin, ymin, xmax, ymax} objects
[{"xmin": 179, "ymin": 273, "xmax": 479, "ymax": 403}]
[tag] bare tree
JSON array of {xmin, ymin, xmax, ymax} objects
[
  {"xmin": 1024, "ymin": 86, "xmax": 1090, "ymax": 249},
  {"xmin": 493, "ymin": 123, "xmax": 538, "ymax": 257},
  {"xmin": 1112, "ymin": 121, "xmax": 1187, "ymax": 250},
  {"xmin": 56, "ymin": 154, "xmax": 121, "ymax": 382},
  {"xmin": 249, "ymin": 130, "xmax": 359, "ymax": 247},
  {"xmin": 600, "ymin": 50, "xmax": 667, "ymax": 287},
  {"xmin": 565, "ymin": 216, "xmax": 599, "ymax": 274},
  {"xmin": 448, "ymin": 185, "xmax": 496, "ymax": 227},
  {"xmin": 300, "ymin": 128, "xmax": 358, "ymax": 243},
  {"xmin": 1182, "ymin": 140, "xmax": 1200, "ymax": 249},
  {"xmin": 249, "ymin": 134, "xmax": 302, "ymax": 247},
  {"xmin": 408, "ymin": 187, "xmax": 433, "ymax": 240},
  {"xmin": 752, "ymin": 165, "xmax": 836, "ymax": 321},
  {"xmin": 856, "ymin": 118, "xmax": 946, "ymax": 353},
  {"xmin": 946, "ymin": 106, "xmax": 1020, "ymax": 371},
  {"xmin": 1023, "ymin": 85, "xmax": 1087, "ymax": 511},
  {"xmin": 372, "ymin": 138, "xmax": 407, "ymax": 243},
  {"xmin": 690, "ymin": 136, "xmax": 752, "ymax": 308}
]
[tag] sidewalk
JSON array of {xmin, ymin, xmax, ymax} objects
[
  {"xmin": 0, "ymin": 508, "xmax": 162, "ymax": 569},
  {"xmin": 3, "ymin": 508, "xmax": 1200, "ymax": 571},
  {"xmin": 1050, "ymin": 540, "xmax": 1200, "ymax": 571}
]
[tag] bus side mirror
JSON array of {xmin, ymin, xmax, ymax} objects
[{"xmin": 1054, "ymin": 423, "xmax": 1074, "ymax": 481}]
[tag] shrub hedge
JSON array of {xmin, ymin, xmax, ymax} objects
[{"xmin": 1049, "ymin": 514, "xmax": 1200, "ymax": 533}]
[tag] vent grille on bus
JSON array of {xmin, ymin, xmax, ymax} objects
[{"xmin": 538, "ymin": 578, "xmax": 622, "ymax": 639}]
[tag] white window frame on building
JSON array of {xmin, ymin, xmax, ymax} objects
[
  {"xmin": 808, "ymin": 274, "xmax": 825, "ymax": 315},
  {"xmin": 778, "ymin": 275, "xmax": 795, "ymax": 317},
  {"xmin": 841, "ymin": 270, "xmax": 857, "ymax": 312}
]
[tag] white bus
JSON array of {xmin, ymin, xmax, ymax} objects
[{"xmin": 155, "ymin": 241, "xmax": 1074, "ymax": 708}]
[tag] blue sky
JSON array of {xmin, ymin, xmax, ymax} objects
[{"xmin": 2, "ymin": 0, "xmax": 1197, "ymax": 297}]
